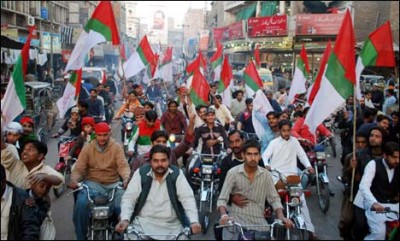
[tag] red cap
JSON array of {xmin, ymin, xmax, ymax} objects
[
  {"xmin": 81, "ymin": 117, "xmax": 96, "ymax": 128},
  {"xmin": 20, "ymin": 116, "xmax": 34, "ymax": 126},
  {"xmin": 94, "ymin": 122, "xmax": 110, "ymax": 134}
]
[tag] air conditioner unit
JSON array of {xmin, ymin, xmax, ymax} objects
[{"xmin": 27, "ymin": 15, "xmax": 35, "ymax": 26}]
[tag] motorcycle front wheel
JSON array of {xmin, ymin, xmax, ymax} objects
[
  {"xmin": 199, "ymin": 200, "xmax": 210, "ymax": 234},
  {"xmin": 287, "ymin": 227, "xmax": 309, "ymax": 240},
  {"xmin": 317, "ymin": 181, "xmax": 330, "ymax": 213}
]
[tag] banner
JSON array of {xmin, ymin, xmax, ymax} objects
[
  {"xmin": 247, "ymin": 15, "xmax": 287, "ymax": 37},
  {"xmin": 229, "ymin": 21, "xmax": 244, "ymax": 40},
  {"xmin": 296, "ymin": 13, "xmax": 345, "ymax": 35},
  {"xmin": 213, "ymin": 27, "xmax": 225, "ymax": 44},
  {"xmin": 199, "ymin": 30, "xmax": 210, "ymax": 51},
  {"xmin": 41, "ymin": 32, "xmax": 62, "ymax": 53}
]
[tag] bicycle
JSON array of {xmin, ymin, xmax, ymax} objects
[
  {"xmin": 125, "ymin": 225, "xmax": 192, "ymax": 240},
  {"xmin": 216, "ymin": 219, "xmax": 285, "ymax": 240}
]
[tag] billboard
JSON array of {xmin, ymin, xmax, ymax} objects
[
  {"xmin": 295, "ymin": 13, "xmax": 345, "ymax": 35},
  {"xmin": 147, "ymin": 8, "xmax": 168, "ymax": 45},
  {"xmin": 247, "ymin": 15, "xmax": 287, "ymax": 37}
]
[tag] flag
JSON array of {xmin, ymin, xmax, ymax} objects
[
  {"xmin": 189, "ymin": 69, "xmax": 210, "ymax": 106},
  {"xmin": 307, "ymin": 40, "xmax": 332, "ymax": 106},
  {"xmin": 210, "ymin": 42, "xmax": 223, "ymax": 82},
  {"xmin": 65, "ymin": 1, "xmax": 120, "ymax": 72},
  {"xmin": 218, "ymin": 56, "xmax": 233, "ymax": 106},
  {"xmin": 243, "ymin": 59, "xmax": 263, "ymax": 97},
  {"xmin": 1, "ymin": 26, "xmax": 35, "ymax": 128},
  {"xmin": 123, "ymin": 35, "xmax": 155, "ymax": 79},
  {"xmin": 355, "ymin": 21, "xmax": 395, "ymax": 99},
  {"xmin": 56, "ymin": 69, "xmax": 82, "ymax": 118},
  {"xmin": 252, "ymin": 89, "xmax": 274, "ymax": 150},
  {"xmin": 305, "ymin": 10, "xmax": 355, "ymax": 134},
  {"xmin": 288, "ymin": 44, "xmax": 310, "ymax": 103},
  {"xmin": 254, "ymin": 44, "xmax": 261, "ymax": 69},
  {"xmin": 157, "ymin": 47, "xmax": 173, "ymax": 82},
  {"xmin": 61, "ymin": 25, "xmax": 73, "ymax": 44},
  {"xmin": 186, "ymin": 49, "xmax": 206, "ymax": 75},
  {"xmin": 120, "ymin": 43, "xmax": 127, "ymax": 61}
]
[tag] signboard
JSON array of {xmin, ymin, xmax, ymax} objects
[
  {"xmin": 229, "ymin": 21, "xmax": 244, "ymax": 40},
  {"xmin": 41, "ymin": 7, "xmax": 48, "ymax": 20},
  {"xmin": 1, "ymin": 28, "xmax": 18, "ymax": 39},
  {"xmin": 247, "ymin": 15, "xmax": 287, "ymax": 37},
  {"xmin": 18, "ymin": 37, "xmax": 41, "ymax": 47},
  {"xmin": 41, "ymin": 32, "xmax": 61, "ymax": 53},
  {"xmin": 213, "ymin": 27, "xmax": 225, "ymax": 45},
  {"xmin": 295, "ymin": 13, "xmax": 345, "ymax": 36},
  {"xmin": 147, "ymin": 7, "xmax": 169, "ymax": 45}
]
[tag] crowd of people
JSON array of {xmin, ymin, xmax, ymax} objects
[{"xmin": 1, "ymin": 71, "xmax": 398, "ymax": 240}]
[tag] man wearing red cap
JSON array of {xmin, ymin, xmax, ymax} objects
[
  {"xmin": 69, "ymin": 122, "xmax": 130, "ymax": 240},
  {"xmin": 19, "ymin": 116, "xmax": 37, "ymax": 149}
]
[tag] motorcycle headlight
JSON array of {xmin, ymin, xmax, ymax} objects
[
  {"xmin": 202, "ymin": 165, "xmax": 213, "ymax": 175},
  {"xmin": 169, "ymin": 134, "xmax": 176, "ymax": 143},
  {"xmin": 125, "ymin": 122, "xmax": 133, "ymax": 131},
  {"xmin": 316, "ymin": 152, "xmax": 326, "ymax": 160},
  {"xmin": 289, "ymin": 187, "xmax": 303, "ymax": 197},
  {"xmin": 92, "ymin": 206, "xmax": 110, "ymax": 219}
]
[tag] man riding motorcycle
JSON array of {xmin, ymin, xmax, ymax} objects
[{"xmin": 68, "ymin": 122, "xmax": 131, "ymax": 240}]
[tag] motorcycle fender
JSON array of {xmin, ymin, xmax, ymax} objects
[
  {"xmin": 292, "ymin": 215, "xmax": 307, "ymax": 230},
  {"xmin": 200, "ymin": 189, "xmax": 208, "ymax": 202},
  {"xmin": 319, "ymin": 173, "xmax": 329, "ymax": 183}
]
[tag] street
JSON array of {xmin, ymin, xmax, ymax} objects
[{"xmin": 48, "ymin": 104, "xmax": 343, "ymax": 240}]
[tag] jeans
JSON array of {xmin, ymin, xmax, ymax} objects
[{"xmin": 73, "ymin": 180, "xmax": 124, "ymax": 240}]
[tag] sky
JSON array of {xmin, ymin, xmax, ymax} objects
[{"xmin": 136, "ymin": 1, "xmax": 211, "ymax": 27}]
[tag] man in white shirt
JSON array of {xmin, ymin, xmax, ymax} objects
[
  {"xmin": 115, "ymin": 145, "xmax": 201, "ymax": 239},
  {"xmin": 212, "ymin": 95, "xmax": 235, "ymax": 129},
  {"xmin": 353, "ymin": 141, "xmax": 399, "ymax": 240},
  {"xmin": 230, "ymin": 90, "xmax": 246, "ymax": 120},
  {"xmin": 262, "ymin": 120, "xmax": 317, "ymax": 239}
]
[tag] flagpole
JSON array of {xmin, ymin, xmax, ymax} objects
[{"xmin": 350, "ymin": 86, "xmax": 357, "ymax": 202}]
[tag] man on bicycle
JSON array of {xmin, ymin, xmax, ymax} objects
[
  {"xmin": 115, "ymin": 145, "xmax": 202, "ymax": 239},
  {"xmin": 68, "ymin": 122, "xmax": 130, "ymax": 240},
  {"xmin": 217, "ymin": 139, "xmax": 293, "ymax": 240}
]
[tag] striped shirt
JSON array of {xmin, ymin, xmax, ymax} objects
[{"xmin": 217, "ymin": 164, "xmax": 283, "ymax": 231}]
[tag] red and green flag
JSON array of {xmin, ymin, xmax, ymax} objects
[
  {"xmin": 124, "ymin": 35, "xmax": 155, "ymax": 79},
  {"xmin": 156, "ymin": 47, "xmax": 173, "ymax": 82},
  {"xmin": 56, "ymin": 69, "xmax": 82, "ymax": 118},
  {"xmin": 1, "ymin": 26, "xmax": 35, "ymax": 128},
  {"xmin": 307, "ymin": 40, "xmax": 332, "ymax": 106},
  {"xmin": 355, "ymin": 21, "xmax": 395, "ymax": 99},
  {"xmin": 305, "ymin": 10, "xmax": 355, "ymax": 134},
  {"xmin": 243, "ymin": 59, "xmax": 263, "ymax": 97},
  {"xmin": 288, "ymin": 44, "xmax": 310, "ymax": 103},
  {"xmin": 189, "ymin": 69, "xmax": 210, "ymax": 106},
  {"xmin": 65, "ymin": 1, "xmax": 120, "ymax": 72},
  {"xmin": 210, "ymin": 42, "xmax": 223, "ymax": 82}
]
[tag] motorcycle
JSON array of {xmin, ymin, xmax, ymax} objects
[
  {"xmin": 370, "ymin": 207, "xmax": 399, "ymax": 241},
  {"xmin": 53, "ymin": 136, "xmax": 78, "ymax": 198},
  {"xmin": 187, "ymin": 150, "xmax": 227, "ymax": 234},
  {"xmin": 120, "ymin": 110, "xmax": 136, "ymax": 158},
  {"xmin": 68, "ymin": 182, "xmax": 124, "ymax": 240},
  {"xmin": 299, "ymin": 137, "xmax": 332, "ymax": 214},
  {"xmin": 270, "ymin": 169, "xmax": 310, "ymax": 240}
]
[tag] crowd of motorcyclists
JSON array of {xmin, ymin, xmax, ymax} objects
[{"xmin": 1, "ymin": 70, "xmax": 399, "ymax": 240}]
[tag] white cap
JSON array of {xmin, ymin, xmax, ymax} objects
[{"xmin": 6, "ymin": 122, "xmax": 23, "ymax": 134}]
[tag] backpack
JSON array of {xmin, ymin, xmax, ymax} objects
[{"xmin": 131, "ymin": 164, "xmax": 190, "ymax": 227}]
